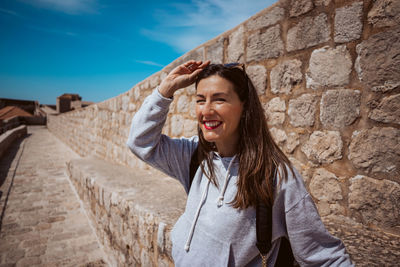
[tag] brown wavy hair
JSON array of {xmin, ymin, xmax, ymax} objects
[{"xmin": 195, "ymin": 64, "xmax": 293, "ymax": 209}]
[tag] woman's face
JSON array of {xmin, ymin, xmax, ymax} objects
[{"xmin": 196, "ymin": 75, "xmax": 244, "ymax": 154}]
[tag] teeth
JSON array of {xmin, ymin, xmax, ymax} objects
[{"xmin": 205, "ymin": 121, "xmax": 221, "ymax": 127}]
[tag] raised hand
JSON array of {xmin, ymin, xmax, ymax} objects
[{"xmin": 159, "ymin": 60, "xmax": 210, "ymax": 98}]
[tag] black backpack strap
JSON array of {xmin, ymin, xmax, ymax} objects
[
  {"xmin": 256, "ymin": 201, "xmax": 273, "ymax": 266},
  {"xmin": 189, "ymin": 146, "xmax": 199, "ymax": 190},
  {"xmin": 256, "ymin": 163, "xmax": 297, "ymax": 267}
]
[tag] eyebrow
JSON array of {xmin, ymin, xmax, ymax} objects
[{"xmin": 196, "ymin": 92, "xmax": 228, "ymax": 98}]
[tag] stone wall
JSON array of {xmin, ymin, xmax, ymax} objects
[{"xmin": 48, "ymin": 0, "xmax": 400, "ymax": 239}]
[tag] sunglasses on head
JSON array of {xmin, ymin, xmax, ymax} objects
[{"xmin": 224, "ymin": 62, "xmax": 245, "ymax": 72}]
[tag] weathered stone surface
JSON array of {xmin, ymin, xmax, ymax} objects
[
  {"xmin": 171, "ymin": 115, "xmax": 184, "ymax": 136},
  {"xmin": 320, "ymin": 89, "xmax": 361, "ymax": 128},
  {"xmin": 355, "ymin": 26, "xmax": 400, "ymax": 92},
  {"xmin": 369, "ymin": 94, "xmax": 400, "ymax": 125},
  {"xmin": 183, "ymin": 119, "xmax": 197, "ymax": 137},
  {"xmin": 287, "ymin": 13, "xmax": 330, "ymax": 52},
  {"xmin": 314, "ymin": 0, "xmax": 331, "ymax": 6},
  {"xmin": 288, "ymin": 94, "xmax": 317, "ymax": 127},
  {"xmin": 285, "ymin": 132, "xmax": 299, "ymax": 154},
  {"xmin": 247, "ymin": 65, "xmax": 267, "ymax": 95},
  {"xmin": 307, "ymin": 45, "xmax": 352, "ymax": 89},
  {"xmin": 310, "ymin": 168, "xmax": 343, "ymax": 202},
  {"xmin": 227, "ymin": 26, "xmax": 244, "ymax": 63},
  {"xmin": 349, "ymin": 127, "xmax": 400, "ymax": 174},
  {"xmin": 246, "ymin": 6, "xmax": 285, "ymax": 30},
  {"xmin": 264, "ymin": 97, "xmax": 286, "ymax": 126},
  {"xmin": 247, "ymin": 25, "xmax": 283, "ymax": 62},
  {"xmin": 368, "ymin": 0, "xmax": 400, "ymax": 28},
  {"xmin": 206, "ymin": 37, "xmax": 224, "ymax": 64},
  {"xmin": 177, "ymin": 95, "xmax": 189, "ymax": 113},
  {"xmin": 270, "ymin": 127, "xmax": 287, "ymax": 146},
  {"xmin": 289, "ymin": 0, "xmax": 313, "ymax": 17},
  {"xmin": 302, "ymin": 131, "xmax": 343, "ymax": 164},
  {"xmin": 334, "ymin": 2, "xmax": 363, "ymax": 43},
  {"xmin": 349, "ymin": 175, "xmax": 400, "ymax": 228},
  {"xmin": 149, "ymin": 74, "xmax": 160, "ymax": 88},
  {"xmin": 270, "ymin": 59, "xmax": 302, "ymax": 95}
]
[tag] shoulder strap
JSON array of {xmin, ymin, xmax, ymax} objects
[
  {"xmin": 256, "ymin": 163, "xmax": 297, "ymax": 267},
  {"xmin": 189, "ymin": 146, "xmax": 199, "ymax": 189}
]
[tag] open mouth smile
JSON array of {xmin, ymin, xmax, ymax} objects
[{"xmin": 203, "ymin": 120, "xmax": 222, "ymax": 130}]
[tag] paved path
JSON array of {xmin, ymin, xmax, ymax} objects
[{"xmin": 0, "ymin": 126, "xmax": 108, "ymax": 267}]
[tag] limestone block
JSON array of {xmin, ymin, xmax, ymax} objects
[
  {"xmin": 368, "ymin": 0, "xmax": 400, "ymax": 28},
  {"xmin": 369, "ymin": 94, "xmax": 400, "ymax": 125},
  {"xmin": 270, "ymin": 59, "xmax": 302, "ymax": 95},
  {"xmin": 247, "ymin": 65, "xmax": 267, "ymax": 95},
  {"xmin": 183, "ymin": 119, "xmax": 197, "ymax": 137},
  {"xmin": 314, "ymin": 0, "xmax": 331, "ymax": 6},
  {"xmin": 302, "ymin": 131, "xmax": 343, "ymax": 164},
  {"xmin": 128, "ymin": 103, "xmax": 136, "ymax": 112},
  {"xmin": 287, "ymin": 13, "xmax": 330, "ymax": 52},
  {"xmin": 289, "ymin": 0, "xmax": 313, "ymax": 17},
  {"xmin": 349, "ymin": 175, "xmax": 400, "ymax": 228},
  {"xmin": 355, "ymin": 26, "xmax": 400, "ymax": 92},
  {"xmin": 306, "ymin": 45, "xmax": 352, "ymax": 89},
  {"xmin": 264, "ymin": 97, "xmax": 286, "ymax": 126},
  {"xmin": 206, "ymin": 37, "xmax": 224, "ymax": 64},
  {"xmin": 246, "ymin": 6, "xmax": 285, "ymax": 30},
  {"xmin": 157, "ymin": 222, "xmax": 167, "ymax": 254},
  {"xmin": 285, "ymin": 132, "xmax": 299, "ymax": 154},
  {"xmin": 177, "ymin": 95, "xmax": 189, "ymax": 113},
  {"xmin": 227, "ymin": 26, "xmax": 244, "ymax": 63},
  {"xmin": 349, "ymin": 127, "xmax": 400, "ymax": 174},
  {"xmin": 288, "ymin": 156, "xmax": 312, "ymax": 184},
  {"xmin": 270, "ymin": 127, "xmax": 287, "ymax": 146},
  {"xmin": 158, "ymin": 257, "xmax": 171, "ymax": 267},
  {"xmin": 288, "ymin": 94, "xmax": 317, "ymax": 127},
  {"xmin": 184, "ymin": 47, "xmax": 205, "ymax": 62},
  {"xmin": 247, "ymin": 25, "xmax": 283, "ymax": 62},
  {"xmin": 171, "ymin": 115, "xmax": 184, "ymax": 136},
  {"xmin": 310, "ymin": 168, "xmax": 343, "ymax": 203},
  {"xmin": 140, "ymin": 249, "xmax": 152, "ymax": 267},
  {"xmin": 134, "ymin": 87, "xmax": 141, "ymax": 101},
  {"xmin": 189, "ymin": 98, "xmax": 196, "ymax": 119},
  {"xmin": 186, "ymin": 84, "xmax": 196, "ymax": 96},
  {"xmin": 150, "ymin": 74, "xmax": 160, "ymax": 88},
  {"xmin": 334, "ymin": 2, "xmax": 363, "ymax": 43},
  {"xmin": 320, "ymin": 89, "xmax": 361, "ymax": 128}
]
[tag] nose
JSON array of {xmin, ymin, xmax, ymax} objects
[{"xmin": 201, "ymin": 101, "xmax": 214, "ymax": 116}]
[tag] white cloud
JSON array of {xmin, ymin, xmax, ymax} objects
[
  {"xmin": 17, "ymin": 0, "xmax": 100, "ymax": 15},
  {"xmin": 0, "ymin": 8, "xmax": 24, "ymax": 18},
  {"xmin": 135, "ymin": 60, "xmax": 164, "ymax": 67},
  {"xmin": 141, "ymin": 0, "xmax": 276, "ymax": 53}
]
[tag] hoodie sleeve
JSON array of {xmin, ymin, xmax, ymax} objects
[
  {"xmin": 126, "ymin": 88, "xmax": 197, "ymax": 192},
  {"xmin": 276, "ymin": 168, "xmax": 354, "ymax": 267}
]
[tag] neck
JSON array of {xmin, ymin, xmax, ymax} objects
[{"xmin": 215, "ymin": 141, "xmax": 239, "ymax": 158}]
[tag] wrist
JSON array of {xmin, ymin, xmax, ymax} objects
[{"xmin": 158, "ymin": 82, "xmax": 175, "ymax": 99}]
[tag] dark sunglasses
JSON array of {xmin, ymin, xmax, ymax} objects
[{"xmin": 224, "ymin": 62, "xmax": 246, "ymax": 72}]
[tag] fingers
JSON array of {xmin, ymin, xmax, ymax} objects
[{"xmin": 186, "ymin": 60, "xmax": 210, "ymax": 73}]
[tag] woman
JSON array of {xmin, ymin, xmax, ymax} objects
[{"xmin": 127, "ymin": 60, "xmax": 353, "ymax": 266}]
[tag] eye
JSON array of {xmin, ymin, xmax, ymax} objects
[
  {"xmin": 215, "ymin": 98, "xmax": 226, "ymax": 103},
  {"xmin": 196, "ymin": 99, "xmax": 205, "ymax": 103}
]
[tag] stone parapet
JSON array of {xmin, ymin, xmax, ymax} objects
[
  {"xmin": 48, "ymin": 0, "xmax": 400, "ymax": 259},
  {"xmin": 66, "ymin": 157, "xmax": 186, "ymax": 267},
  {"xmin": 0, "ymin": 125, "xmax": 27, "ymax": 158}
]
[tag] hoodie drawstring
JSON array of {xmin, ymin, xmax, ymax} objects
[
  {"xmin": 216, "ymin": 155, "xmax": 236, "ymax": 207},
  {"xmin": 184, "ymin": 155, "xmax": 237, "ymax": 252}
]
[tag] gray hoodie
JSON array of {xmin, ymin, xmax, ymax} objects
[{"xmin": 127, "ymin": 89, "xmax": 354, "ymax": 267}]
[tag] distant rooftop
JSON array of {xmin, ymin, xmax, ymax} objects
[{"xmin": 0, "ymin": 106, "xmax": 33, "ymax": 120}]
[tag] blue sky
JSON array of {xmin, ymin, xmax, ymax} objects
[{"xmin": 0, "ymin": 0, "xmax": 276, "ymax": 105}]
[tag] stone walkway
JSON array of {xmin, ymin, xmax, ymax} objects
[{"xmin": 0, "ymin": 126, "xmax": 109, "ymax": 267}]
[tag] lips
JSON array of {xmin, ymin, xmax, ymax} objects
[{"xmin": 203, "ymin": 120, "xmax": 222, "ymax": 130}]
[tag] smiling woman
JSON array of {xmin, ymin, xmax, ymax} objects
[{"xmin": 127, "ymin": 60, "xmax": 354, "ymax": 267}]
